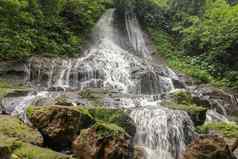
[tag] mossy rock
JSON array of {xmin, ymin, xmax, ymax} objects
[
  {"xmin": 54, "ymin": 95, "xmax": 74, "ymax": 106},
  {"xmin": 88, "ymin": 107, "xmax": 136, "ymax": 137},
  {"xmin": 183, "ymin": 135, "xmax": 237, "ymax": 159},
  {"xmin": 169, "ymin": 90, "xmax": 194, "ymax": 105},
  {"xmin": 0, "ymin": 115, "xmax": 43, "ymax": 145},
  {"xmin": 161, "ymin": 101, "xmax": 207, "ymax": 126},
  {"xmin": 0, "ymin": 80, "xmax": 30, "ymax": 98},
  {"xmin": 196, "ymin": 122, "xmax": 238, "ymax": 138},
  {"xmin": 163, "ymin": 90, "xmax": 208, "ymax": 126},
  {"xmin": 79, "ymin": 88, "xmax": 109, "ymax": 105},
  {"xmin": 0, "ymin": 135, "xmax": 19, "ymax": 158},
  {"xmin": 0, "ymin": 88, "xmax": 13, "ymax": 99},
  {"xmin": 0, "ymin": 135, "xmax": 74, "ymax": 159},
  {"xmin": 27, "ymin": 105, "xmax": 135, "ymax": 151},
  {"xmin": 72, "ymin": 128, "xmax": 131, "ymax": 159},
  {"xmin": 26, "ymin": 105, "xmax": 95, "ymax": 150},
  {"xmin": 12, "ymin": 142, "xmax": 74, "ymax": 159}
]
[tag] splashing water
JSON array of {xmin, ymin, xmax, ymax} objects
[
  {"xmin": 1, "ymin": 91, "xmax": 49, "ymax": 122},
  {"xmin": 206, "ymin": 110, "xmax": 229, "ymax": 123},
  {"xmin": 130, "ymin": 105, "xmax": 194, "ymax": 159}
]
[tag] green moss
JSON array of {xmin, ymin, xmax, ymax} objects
[
  {"xmin": 89, "ymin": 107, "xmax": 124, "ymax": 122},
  {"xmin": 0, "ymin": 115, "xmax": 43, "ymax": 145},
  {"xmin": 89, "ymin": 107, "xmax": 128, "ymax": 137},
  {"xmin": 0, "ymin": 88, "xmax": 12, "ymax": 98},
  {"xmin": 196, "ymin": 122, "xmax": 238, "ymax": 138},
  {"xmin": 26, "ymin": 106, "xmax": 33, "ymax": 118},
  {"xmin": 161, "ymin": 101, "xmax": 207, "ymax": 114},
  {"xmin": 79, "ymin": 88, "xmax": 109, "ymax": 106},
  {"xmin": 93, "ymin": 121, "xmax": 125, "ymax": 138},
  {"xmin": 27, "ymin": 105, "xmax": 130, "ymax": 139},
  {"xmin": 0, "ymin": 135, "xmax": 20, "ymax": 156},
  {"xmin": 78, "ymin": 107, "xmax": 94, "ymax": 119},
  {"xmin": 163, "ymin": 90, "xmax": 207, "ymax": 115},
  {"xmin": 12, "ymin": 142, "xmax": 74, "ymax": 159},
  {"xmin": 0, "ymin": 80, "xmax": 30, "ymax": 98},
  {"xmin": 0, "ymin": 134, "xmax": 74, "ymax": 159},
  {"xmin": 172, "ymin": 90, "xmax": 193, "ymax": 105}
]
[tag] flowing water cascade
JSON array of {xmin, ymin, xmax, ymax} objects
[
  {"xmin": 1, "ymin": 91, "xmax": 50, "ymax": 122},
  {"xmin": 3, "ymin": 9, "xmax": 202, "ymax": 159}
]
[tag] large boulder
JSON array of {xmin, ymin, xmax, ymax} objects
[
  {"xmin": 72, "ymin": 128, "xmax": 132, "ymax": 159},
  {"xmin": 26, "ymin": 105, "xmax": 136, "ymax": 152},
  {"xmin": 182, "ymin": 135, "xmax": 237, "ymax": 159},
  {"xmin": 27, "ymin": 105, "xmax": 95, "ymax": 150},
  {"xmin": 0, "ymin": 115, "xmax": 43, "ymax": 145}
]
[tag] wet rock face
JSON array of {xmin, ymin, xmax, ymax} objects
[
  {"xmin": 191, "ymin": 85, "xmax": 238, "ymax": 116},
  {"xmin": 27, "ymin": 106, "xmax": 95, "ymax": 150},
  {"xmin": 27, "ymin": 57, "xmax": 106, "ymax": 90},
  {"xmin": 0, "ymin": 61, "xmax": 27, "ymax": 85},
  {"xmin": 72, "ymin": 128, "xmax": 132, "ymax": 159},
  {"xmin": 183, "ymin": 135, "xmax": 237, "ymax": 159}
]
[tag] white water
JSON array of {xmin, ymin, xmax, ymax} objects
[
  {"xmin": 206, "ymin": 110, "xmax": 229, "ymax": 123},
  {"xmin": 1, "ymin": 91, "xmax": 49, "ymax": 122},
  {"xmin": 131, "ymin": 107, "xmax": 193, "ymax": 159}
]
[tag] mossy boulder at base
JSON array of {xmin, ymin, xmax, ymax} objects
[
  {"xmin": 0, "ymin": 115, "xmax": 43, "ymax": 145},
  {"xmin": 72, "ymin": 128, "xmax": 132, "ymax": 159},
  {"xmin": 0, "ymin": 135, "xmax": 74, "ymax": 159},
  {"xmin": 182, "ymin": 135, "xmax": 237, "ymax": 159},
  {"xmin": 26, "ymin": 105, "xmax": 135, "ymax": 151},
  {"xmin": 26, "ymin": 105, "xmax": 95, "ymax": 150}
]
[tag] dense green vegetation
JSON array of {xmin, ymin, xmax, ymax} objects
[
  {"xmin": 196, "ymin": 122, "xmax": 238, "ymax": 138},
  {"xmin": 1, "ymin": 0, "xmax": 238, "ymax": 90},
  {"xmin": 0, "ymin": 0, "xmax": 112, "ymax": 60},
  {"xmin": 173, "ymin": 0, "xmax": 238, "ymax": 90},
  {"xmin": 115, "ymin": 0, "xmax": 238, "ymax": 90}
]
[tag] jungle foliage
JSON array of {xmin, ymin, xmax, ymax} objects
[
  {"xmin": 0, "ymin": 0, "xmax": 112, "ymax": 60},
  {"xmin": 121, "ymin": 0, "xmax": 238, "ymax": 90}
]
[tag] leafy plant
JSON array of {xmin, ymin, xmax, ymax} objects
[{"xmin": 196, "ymin": 122, "xmax": 238, "ymax": 138}]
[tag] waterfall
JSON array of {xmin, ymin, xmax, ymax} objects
[
  {"xmin": 5, "ymin": 9, "xmax": 195, "ymax": 159},
  {"xmin": 131, "ymin": 107, "xmax": 194, "ymax": 159},
  {"xmin": 125, "ymin": 12, "xmax": 150, "ymax": 58}
]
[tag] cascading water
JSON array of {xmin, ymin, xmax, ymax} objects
[
  {"xmin": 1, "ymin": 91, "xmax": 49, "ymax": 122},
  {"xmin": 5, "ymin": 9, "xmax": 196, "ymax": 159},
  {"xmin": 131, "ymin": 107, "xmax": 194, "ymax": 159}
]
